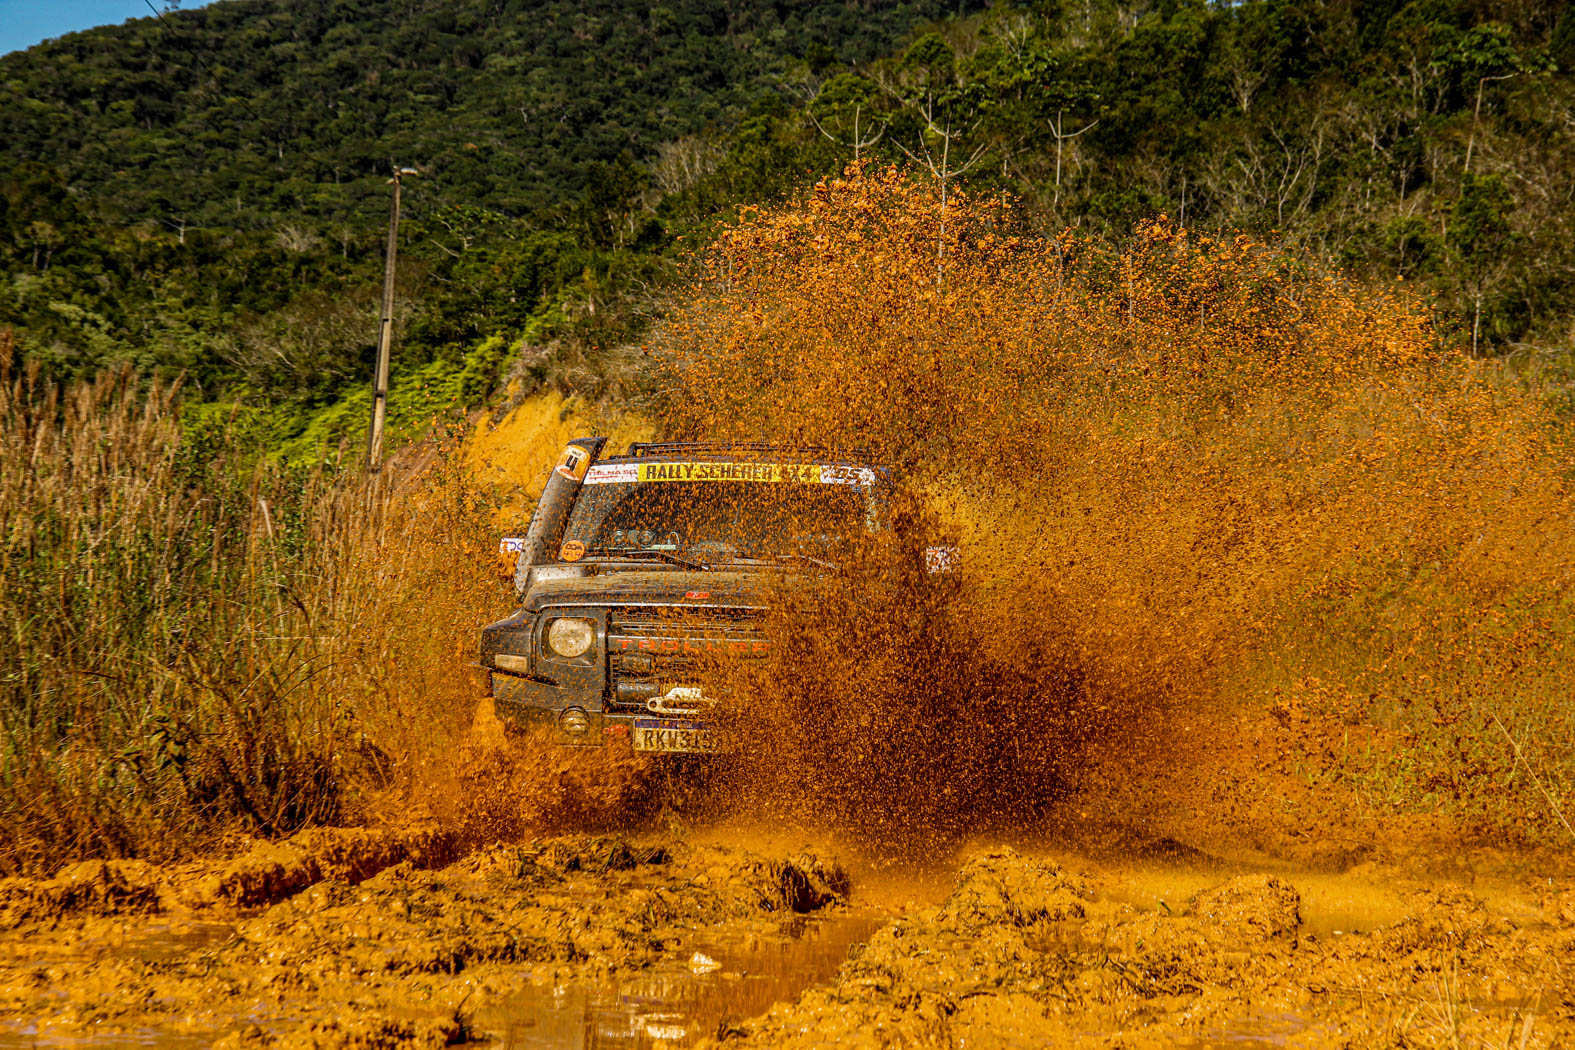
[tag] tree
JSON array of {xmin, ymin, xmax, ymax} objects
[
  {"xmin": 880, "ymin": 33, "xmax": 993, "ymax": 285},
  {"xmin": 806, "ymin": 73, "xmax": 888, "ymax": 161},
  {"xmin": 576, "ymin": 154, "xmax": 652, "ymax": 250},
  {"xmin": 1432, "ymin": 23, "xmax": 1540, "ymax": 177},
  {"xmin": 1448, "ymin": 174, "xmax": 1516, "ymax": 354}
]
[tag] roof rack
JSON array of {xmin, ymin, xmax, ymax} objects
[{"xmin": 625, "ymin": 441, "xmax": 873, "ymax": 460}]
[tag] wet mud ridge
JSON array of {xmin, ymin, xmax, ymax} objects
[
  {"xmin": 1, "ymin": 833, "xmax": 1572, "ymax": 1048},
  {"xmin": 717, "ymin": 848, "xmax": 1575, "ymax": 1049},
  {"xmin": 0, "ymin": 829, "xmax": 849, "ymax": 1048}
]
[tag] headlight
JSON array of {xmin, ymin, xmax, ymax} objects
[{"xmin": 545, "ymin": 617, "xmax": 595, "ymax": 658}]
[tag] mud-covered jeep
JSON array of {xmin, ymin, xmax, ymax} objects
[{"xmin": 480, "ymin": 439, "xmax": 899, "ymax": 753}]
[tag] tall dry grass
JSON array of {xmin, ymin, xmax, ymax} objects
[
  {"xmin": 0, "ymin": 331, "xmax": 506, "ymax": 874},
  {"xmin": 657, "ymin": 165, "xmax": 1575, "ymax": 843}
]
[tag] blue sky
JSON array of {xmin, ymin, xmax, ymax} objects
[{"xmin": 1, "ymin": 1, "xmax": 218, "ymax": 57}]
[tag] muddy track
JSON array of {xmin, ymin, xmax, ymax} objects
[
  {"xmin": 0, "ymin": 829, "xmax": 848, "ymax": 1048},
  {"xmin": 0, "ymin": 823, "xmax": 1570, "ymax": 1049},
  {"xmin": 715, "ymin": 849, "xmax": 1574, "ymax": 1048}
]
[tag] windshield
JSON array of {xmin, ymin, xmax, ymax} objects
[{"xmin": 560, "ymin": 466, "xmax": 879, "ymax": 565}]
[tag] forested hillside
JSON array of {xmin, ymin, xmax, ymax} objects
[
  {"xmin": 3, "ymin": 0, "xmax": 962, "ymax": 222},
  {"xmin": 3, "ymin": 0, "xmax": 1573, "ymax": 457},
  {"xmin": 0, "ymin": 0, "xmax": 975, "ymax": 452}
]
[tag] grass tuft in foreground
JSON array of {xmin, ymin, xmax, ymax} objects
[{"xmin": 0, "ymin": 330, "xmax": 506, "ymax": 875}]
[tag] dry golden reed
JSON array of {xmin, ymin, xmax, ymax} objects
[
  {"xmin": 656, "ymin": 164, "xmax": 1575, "ymax": 844},
  {"xmin": 0, "ymin": 332, "xmax": 508, "ymax": 873}
]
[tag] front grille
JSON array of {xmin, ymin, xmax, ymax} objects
[
  {"xmin": 605, "ymin": 605, "xmax": 769, "ymax": 710},
  {"xmin": 609, "ymin": 605, "xmax": 762, "ymax": 635}
]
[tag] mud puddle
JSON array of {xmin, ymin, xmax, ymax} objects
[
  {"xmin": 716, "ymin": 847, "xmax": 1573, "ymax": 1048},
  {"xmin": 0, "ymin": 1028, "xmax": 216, "ymax": 1049},
  {"xmin": 3, "ymin": 825, "xmax": 1571, "ymax": 1049},
  {"xmin": 0, "ymin": 921, "xmax": 239, "ymax": 1049},
  {"xmin": 0, "ymin": 835, "xmax": 856, "ymax": 1049},
  {"xmin": 0, "ymin": 918, "xmax": 236, "ymax": 967},
  {"xmin": 474, "ymin": 912, "xmax": 882, "ymax": 1048},
  {"xmin": 1169, "ymin": 1010, "xmax": 1320, "ymax": 1049}
]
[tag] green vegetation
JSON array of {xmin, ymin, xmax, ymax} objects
[
  {"xmin": 0, "ymin": 0, "xmax": 969, "ymax": 457},
  {"xmin": 5, "ymin": 0, "xmax": 1573, "ymax": 459}
]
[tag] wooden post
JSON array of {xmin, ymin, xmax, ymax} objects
[{"xmin": 366, "ymin": 167, "xmax": 415, "ymax": 472}]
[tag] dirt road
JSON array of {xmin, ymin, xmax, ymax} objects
[{"xmin": 0, "ymin": 811, "xmax": 1568, "ymax": 1049}]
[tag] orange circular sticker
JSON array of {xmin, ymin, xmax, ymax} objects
[{"xmin": 559, "ymin": 540, "xmax": 586, "ymax": 562}]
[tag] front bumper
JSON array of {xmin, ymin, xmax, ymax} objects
[
  {"xmin": 491, "ymin": 672, "xmax": 727, "ymax": 751},
  {"xmin": 490, "ymin": 672, "xmax": 634, "ymax": 746},
  {"xmin": 484, "ymin": 599, "xmax": 771, "ymax": 749}
]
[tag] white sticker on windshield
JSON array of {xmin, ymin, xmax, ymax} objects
[
  {"xmin": 821, "ymin": 465, "xmax": 876, "ymax": 487},
  {"xmin": 584, "ymin": 463, "xmax": 640, "ymax": 484}
]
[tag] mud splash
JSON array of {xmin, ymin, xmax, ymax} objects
[{"xmin": 652, "ymin": 162, "xmax": 1575, "ymax": 848}]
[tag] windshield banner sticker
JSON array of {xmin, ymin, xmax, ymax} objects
[
  {"xmin": 584, "ymin": 462, "xmax": 873, "ymax": 486},
  {"xmin": 584, "ymin": 463, "xmax": 640, "ymax": 484}
]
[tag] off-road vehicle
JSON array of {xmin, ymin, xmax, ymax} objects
[{"xmin": 479, "ymin": 438, "xmax": 921, "ymax": 753}]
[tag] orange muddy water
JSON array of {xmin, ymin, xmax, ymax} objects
[
  {"xmin": 0, "ymin": 818, "xmax": 1567, "ymax": 1050},
  {"xmin": 474, "ymin": 912, "xmax": 882, "ymax": 1048}
]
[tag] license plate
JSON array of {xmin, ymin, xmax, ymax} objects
[{"xmin": 632, "ymin": 718, "xmax": 717, "ymax": 754}]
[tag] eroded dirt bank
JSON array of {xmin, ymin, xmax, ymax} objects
[{"xmin": 1, "ymin": 822, "xmax": 1571, "ymax": 1049}]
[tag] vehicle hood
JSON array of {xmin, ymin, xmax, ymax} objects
[{"xmin": 521, "ymin": 567, "xmax": 803, "ymax": 613}]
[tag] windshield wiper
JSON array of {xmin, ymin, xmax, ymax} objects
[
  {"xmin": 734, "ymin": 549, "xmax": 840, "ymax": 572},
  {"xmin": 594, "ymin": 547, "xmax": 710, "ymax": 571}
]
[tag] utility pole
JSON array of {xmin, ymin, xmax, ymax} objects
[{"xmin": 366, "ymin": 166, "xmax": 418, "ymax": 473}]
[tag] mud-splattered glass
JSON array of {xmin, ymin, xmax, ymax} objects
[{"xmin": 560, "ymin": 481, "xmax": 870, "ymax": 565}]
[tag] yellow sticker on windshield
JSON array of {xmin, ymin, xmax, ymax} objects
[{"xmin": 636, "ymin": 462, "xmax": 819, "ymax": 484}]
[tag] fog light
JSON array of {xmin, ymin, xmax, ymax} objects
[
  {"xmin": 560, "ymin": 707, "xmax": 590, "ymax": 735},
  {"xmin": 492, "ymin": 653, "xmax": 530, "ymax": 674}
]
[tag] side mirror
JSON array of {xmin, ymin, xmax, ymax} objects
[
  {"xmin": 496, "ymin": 536, "xmax": 526, "ymax": 578},
  {"xmin": 924, "ymin": 545, "xmax": 959, "ymax": 575}
]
